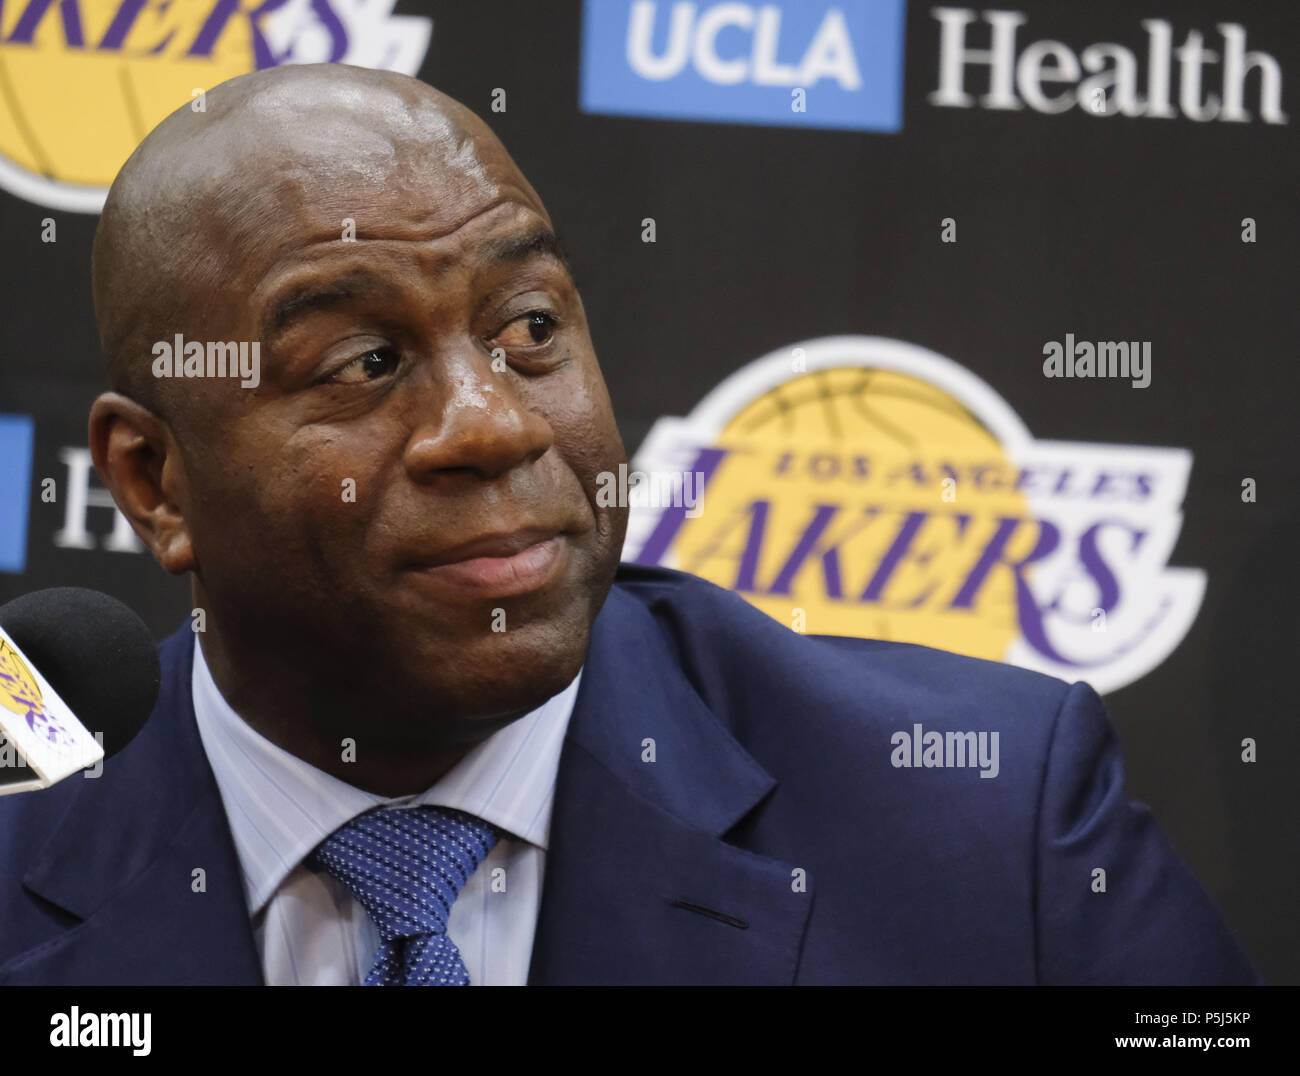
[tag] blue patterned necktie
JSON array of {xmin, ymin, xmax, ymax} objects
[{"xmin": 307, "ymin": 804, "xmax": 501, "ymax": 986}]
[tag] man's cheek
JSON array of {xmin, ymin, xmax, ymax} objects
[
  {"xmin": 299, "ymin": 463, "xmax": 363, "ymax": 513},
  {"xmin": 563, "ymin": 433, "xmax": 625, "ymax": 493},
  {"xmin": 273, "ymin": 433, "xmax": 372, "ymax": 506},
  {"xmin": 548, "ymin": 386, "xmax": 624, "ymax": 469},
  {"xmin": 209, "ymin": 457, "xmax": 358, "ymax": 552}
]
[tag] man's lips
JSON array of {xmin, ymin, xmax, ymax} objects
[
  {"xmin": 417, "ymin": 525, "xmax": 562, "ymax": 567},
  {"xmin": 404, "ymin": 526, "xmax": 570, "ymax": 596}
]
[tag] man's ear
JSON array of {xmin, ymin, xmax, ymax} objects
[{"xmin": 88, "ymin": 392, "xmax": 196, "ymax": 575}]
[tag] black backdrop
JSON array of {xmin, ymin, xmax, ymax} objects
[{"xmin": 1, "ymin": 0, "xmax": 1296, "ymax": 982}]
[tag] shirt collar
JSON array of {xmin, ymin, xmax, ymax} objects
[{"xmin": 189, "ymin": 634, "xmax": 580, "ymax": 916}]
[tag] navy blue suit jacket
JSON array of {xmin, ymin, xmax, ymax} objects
[{"xmin": 0, "ymin": 564, "xmax": 1261, "ymax": 984}]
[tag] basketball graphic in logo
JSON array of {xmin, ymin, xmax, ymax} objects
[
  {"xmin": 0, "ymin": 0, "xmax": 433, "ymax": 211},
  {"xmin": 672, "ymin": 365, "xmax": 1033, "ymax": 659}
]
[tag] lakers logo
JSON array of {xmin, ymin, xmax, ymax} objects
[
  {"xmin": 0, "ymin": 0, "xmax": 433, "ymax": 211},
  {"xmin": 0, "ymin": 635, "xmax": 70, "ymax": 744},
  {"xmin": 626, "ymin": 336, "xmax": 1206, "ymax": 694}
]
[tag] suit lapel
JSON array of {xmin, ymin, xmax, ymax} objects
[
  {"xmin": 528, "ymin": 585, "xmax": 812, "ymax": 984},
  {"xmin": 0, "ymin": 628, "xmax": 263, "ymax": 985}
]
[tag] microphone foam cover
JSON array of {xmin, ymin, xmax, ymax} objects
[{"xmin": 0, "ymin": 587, "xmax": 160, "ymax": 761}]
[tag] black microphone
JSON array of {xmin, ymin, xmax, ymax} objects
[{"xmin": 0, "ymin": 588, "xmax": 160, "ymax": 794}]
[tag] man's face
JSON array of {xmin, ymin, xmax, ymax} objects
[{"xmin": 167, "ymin": 99, "xmax": 628, "ymax": 736}]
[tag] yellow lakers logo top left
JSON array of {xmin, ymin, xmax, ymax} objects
[
  {"xmin": 0, "ymin": 0, "xmax": 435, "ymax": 210},
  {"xmin": 0, "ymin": 0, "xmax": 261, "ymax": 208}
]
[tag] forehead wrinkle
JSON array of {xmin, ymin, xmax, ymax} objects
[
  {"xmin": 263, "ymin": 270, "xmax": 405, "ymax": 344},
  {"xmin": 248, "ymin": 195, "xmax": 533, "ymax": 313}
]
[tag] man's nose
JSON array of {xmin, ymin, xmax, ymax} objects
[{"xmin": 402, "ymin": 347, "xmax": 554, "ymax": 483}]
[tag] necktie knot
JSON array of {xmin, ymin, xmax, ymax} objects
[{"xmin": 308, "ymin": 804, "xmax": 500, "ymax": 984}]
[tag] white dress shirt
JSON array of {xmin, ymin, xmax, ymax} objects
[{"xmin": 189, "ymin": 635, "xmax": 580, "ymax": 986}]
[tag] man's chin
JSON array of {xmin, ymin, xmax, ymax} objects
[{"xmin": 387, "ymin": 620, "xmax": 589, "ymax": 729}]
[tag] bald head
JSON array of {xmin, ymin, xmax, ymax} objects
[
  {"xmin": 92, "ymin": 63, "xmax": 544, "ymax": 425},
  {"xmin": 87, "ymin": 60, "xmax": 627, "ymax": 788}
]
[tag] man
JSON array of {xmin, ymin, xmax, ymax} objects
[{"xmin": 0, "ymin": 63, "xmax": 1260, "ymax": 985}]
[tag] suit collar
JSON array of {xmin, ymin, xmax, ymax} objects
[
  {"xmin": 189, "ymin": 633, "xmax": 583, "ymax": 916},
  {"xmin": 528, "ymin": 583, "xmax": 812, "ymax": 984},
  {"xmin": 563, "ymin": 584, "xmax": 777, "ymax": 835}
]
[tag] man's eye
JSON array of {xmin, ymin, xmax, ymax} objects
[
  {"xmin": 331, "ymin": 348, "xmax": 399, "ymax": 384},
  {"xmin": 494, "ymin": 311, "xmax": 558, "ymax": 350}
]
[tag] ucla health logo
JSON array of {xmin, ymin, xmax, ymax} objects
[
  {"xmin": 0, "ymin": 0, "xmax": 433, "ymax": 212},
  {"xmin": 625, "ymin": 337, "xmax": 1206, "ymax": 694},
  {"xmin": 581, "ymin": 0, "xmax": 906, "ymax": 131}
]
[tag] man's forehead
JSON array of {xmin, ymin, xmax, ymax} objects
[
  {"xmin": 188, "ymin": 110, "xmax": 543, "ymax": 288},
  {"xmin": 251, "ymin": 200, "xmax": 565, "ymax": 328}
]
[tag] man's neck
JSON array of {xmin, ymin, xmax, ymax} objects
[{"xmin": 192, "ymin": 624, "xmax": 500, "ymax": 799}]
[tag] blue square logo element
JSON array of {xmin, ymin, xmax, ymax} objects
[
  {"xmin": 581, "ymin": 0, "xmax": 906, "ymax": 132},
  {"xmin": 0, "ymin": 414, "xmax": 34, "ymax": 573}
]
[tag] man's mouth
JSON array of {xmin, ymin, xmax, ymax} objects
[{"xmin": 405, "ymin": 527, "xmax": 570, "ymax": 597}]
